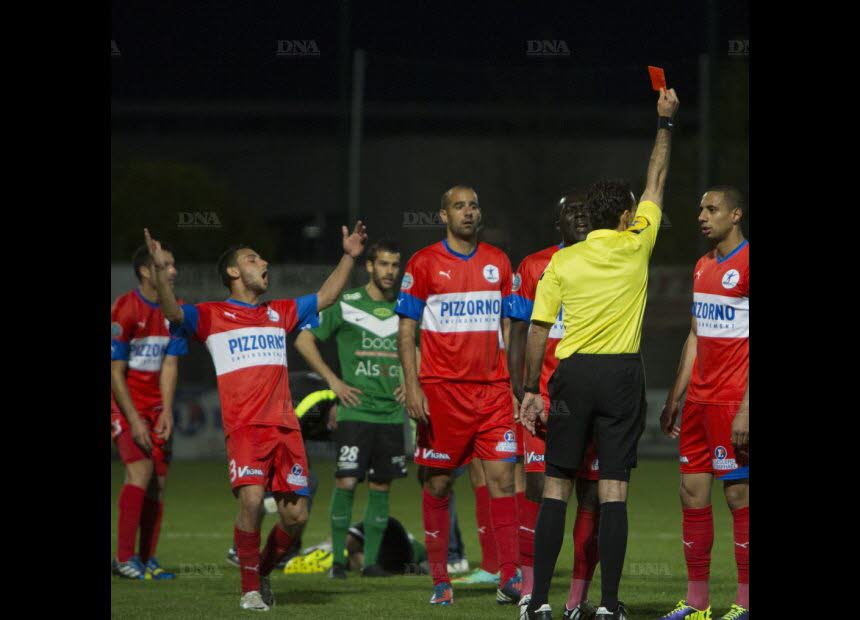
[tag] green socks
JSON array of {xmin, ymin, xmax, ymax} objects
[
  {"xmin": 363, "ymin": 489, "xmax": 390, "ymax": 568},
  {"xmin": 330, "ymin": 487, "xmax": 355, "ymax": 566}
]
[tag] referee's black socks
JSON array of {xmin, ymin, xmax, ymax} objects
[
  {"xmin": 598, "ymin": 501, "xmax": 628, "ymax": 612},
  {"xmin": 528, "ymin": 497, "xmax": 567, "ymax": 611}
]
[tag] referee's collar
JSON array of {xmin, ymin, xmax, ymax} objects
[{"xmin": 586, "ymin": 229, "xmax": 618, "ymax": 240}]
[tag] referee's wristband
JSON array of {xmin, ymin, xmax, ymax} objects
[
  {"xmin": 658, "ymin": 116, "xmax": 674, "ymax": 131},
  {"xmin": 523, "ymin": 385, "xmax": 541, "ymax": 394}
]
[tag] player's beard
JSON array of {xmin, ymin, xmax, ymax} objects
[
  {"xmin": 450, "ymin": 216, "xmax": 480, "ymax": 242},
  {"xmin": 372, "ymin": 271, "xmax": 397, "ymax": 298}
]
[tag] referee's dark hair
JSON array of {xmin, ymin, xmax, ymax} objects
[
  {"xmin": 366, "ymin": 239, "xmax": 401, "ymax": 263},
  {"xmin": 585, "ymin": 179, "xmax": 635, "ymax": 231},
  {"xmin": 132, "ymin": 242, "xmax": 171, "ymax": 282},
  {"xmin": 705, "ymin": 185, "xmax": 745, "ymax": 220},
  {"xmin": 216, "ymin": 244, "xmax": 252, "ymax": 289}
]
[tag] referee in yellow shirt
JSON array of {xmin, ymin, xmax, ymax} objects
[{"xmin": 519, "ymin": 88, "xmax": 680, "ymax": 620}]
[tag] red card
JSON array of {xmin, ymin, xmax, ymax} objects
[{"xmin": 648, "ymin": 66, "xmax": 666, "ymax": 91}]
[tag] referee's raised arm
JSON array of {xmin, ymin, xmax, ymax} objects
[{"xmin": 639, "ymin": 88, "xmax": 680, "ymax": 208}]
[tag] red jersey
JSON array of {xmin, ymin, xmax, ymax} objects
[
  {"xmin": 396, "ymin": 240, "xmax": 514, "ymax": 383},
  {"xmin": 110, "ymin": 289, "xmax": 188, "ymax": 417},
  {"xmin": 171, "ymin": 296, "xmax": 318, "ymax": 436},
  {"xmin": 509, "ymin": 244, "xmax": 565, "ymax": 400},
  {"xmin": 687, "ymin": 240, "xmax": 749, "ymax": 404}
]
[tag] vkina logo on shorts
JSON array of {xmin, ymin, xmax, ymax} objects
[
  {"xmin": 526, "ymin": 451, "xmax": 544, "ymax": 464},
  {"xmin": 237, "ymin": 466, "xmax": 264, "ymax": 478},
  {"xmin": 420, "ymin": 448, "xmax": 451, "ymax": 461}
]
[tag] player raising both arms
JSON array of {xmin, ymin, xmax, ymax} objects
[
  {"xmin": 508, "ymin": 193, "xmax": 600, "ymax": 618},
  {"xmin": 145, "ymin": 222, "xmax": 367, "ymax": 612},
  {"xmin": 658, "ymin": 188, "xmax": 748, "ymax": 620},
  {"xmin": 397, "ymin": 185, "xmax": 522, "ymax": 607},
  {"xmin": 111, "ymin": 244, "xmax": 187, "ymax": 580}
]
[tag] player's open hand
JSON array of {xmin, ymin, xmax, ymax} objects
[
  {"xmin": 660, "ymin": 398, "xmax": 682, "ymax": 439},
  {"xmin": 143, "ymin": 228, "xmax": 170, "ymax": 270},
  {"xmin": 342, "ymin": 220, "xmax": 368, "ymax": 259},
  {"xmin": 657, "ymin": 88, "xmax": 680, "ymax": 119},
  {"xmin": 394, "ymin": 384, "xmax": 407, "ymax": 406},
  {"xmin": 130, "ymin": 418, "xmax": 153, "ymax": 455},
  {"xmin": 511, "ymin": 392, "xmax": 521, "ymax": 423},
  {"xmin": 731, "ymin": 406, "xmax": 749, "ymax": 449},
  {"xmin": 154, "ymin": 409, "xmax": 173, "ymax": 442},
  {"xmin": 519, "ymin": 392, "xmax": 545, "ymax": 435},
  {"xmin": 405, "ymin": 383, "xmax": 430, "ymax": 424},
  {"xmin": 330, "ymin": 377, "xmax": 363, "ymax": 408},
  {"xmin": 327, "ymin": 404, "xmax": 338, "ymax": 431}
]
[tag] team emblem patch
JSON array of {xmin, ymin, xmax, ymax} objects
[
  {"xmin": 267, "ymin": 307, "xmax": 280, "ymax": 322},
  {"xmin": 111, "ymin": 322, "xmax": 123, "ymax": 338},
  {"xmin": 483, "ymin": 264, "xmax": 500, "ymax": 283},
  {"xmin": 721, "ymin": 269, "xmax": 740, "ymax": 289},
  {"xmin": 287, "ymin": 463, "xmax": 308, "ymax": 486},
  {"xmin": 714, "ymin": 446, "xmax": 728, "ymax": 460},
  {"xmin": 512, "ymin": 273, "xmax": 522, "ymax": 292},
  {"xmin": 401, "ymin": 272, "xmax": 414, "ymax": 290}
]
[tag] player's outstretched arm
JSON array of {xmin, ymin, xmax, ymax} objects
[
  {"xmin": 143, "ymin": 228, "xmax": 183, "ymax": 324},
  {"xmin": 520, "ymin": 320, "xmax": 552, "ymax": 433},
  {"xmin": 660, "ymin": 317, "xmax": 697, "ymax": 438},
  {"xmin": 295, "ymin": 330, "xmax": 363, "ymax": 407},
  {"xmin": 155, "ymin": 354, "xmax": 179, "ymax": 441},
  {"xmin": 397, "ymin": 317, "xmax": 429, "ymax": 424},
  {"xmin": 316, "ymin": 221, "xmax": 368, "ymax": 311},
  {"xmin": 111, "ymin": 360, "xmax": 153, "ymax": 454},
  {"xmin": 639, "ymin": 88, "xmax": 680, "ymax": 208}
]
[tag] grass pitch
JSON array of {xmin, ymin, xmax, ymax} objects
[{"xmin": 111, "ymin": 459, "xmax": 739, "ymax": 618}]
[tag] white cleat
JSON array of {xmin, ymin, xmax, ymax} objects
[
  {"xmin": 518, "ymin": 594, "xmax": 532, "ymax": 620},
  {"xmin": 240, "ymin": 591, "xmax": 270, "ymax": 612}
]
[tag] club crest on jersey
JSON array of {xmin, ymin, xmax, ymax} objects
[
  {"xmin": 111, "ymin": 322, "xmax": 123, "ymax": 338},
  {"xmin": 496, "ymin": 429, "xmax": 518, "ymax": 453},
  {"xmin": 721, "ymin": 269, "xmax": 740, "ymax": 289},
  {"xmin": 712, "ymin": 445, "xmax": 737, "ymax": 471},
  {"xmin": 512, "ymin": 273, "xmax": 522, "ymax": 292},
  {"xmin": 401, "ymin": 272, "xmax": 414, "ymax": 290},
  {"xmin": 288, "ymin": 463, "xmax": 308, "ymax": 486},
  {"xmin": 267, "ymin": 307, "xmax": 280, "ymax": 322},
  {"xmin": 483, "ymin": 264, "xmax": 500, "ymax": 283}
]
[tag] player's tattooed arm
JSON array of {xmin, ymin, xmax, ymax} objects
[
  {"xmin": 111, "ymin": 360, "xmax": 153, "ymax": 454},
  {"xmin": 295, "ymin": 330, "xmax": 363, "ymax": 407},
  {"xmin": 661, "ymin": 317, "xmax": 697, "ymax": 439},
  {"xmin": 316, "ymin": 221, "xmax": 368, "ymax": 311},
  {"xmin": 520, "ymin": 320, "xmax": 552, "ymax": 434},
  {"xmin": 156, "ymin": 355, "xmax": 178, "ymax": 441},
  {"xmin": 397, "ymin": 317, "xmax": 430, "ymax": 424},
  {"xmin": 143, "ymin": 228, "xmax": 184, "ymax": 324},
  {"xmin": 640, "ymin": 88, "xmax": 680, "ymax": 208}
]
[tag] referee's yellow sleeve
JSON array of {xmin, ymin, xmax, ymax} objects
[
  {"xmin": 626, "ymin": 200, "xmax": 662, "ymax": 253},
  {"xmin": 531, "ymin": 257, "xmax": 562, "ymax": 324}
]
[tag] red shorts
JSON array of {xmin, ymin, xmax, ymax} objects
[
  {"xmin": 414, "ymin": 381, "xmax": 517, "ymax": 469},
  {"xmin": 679, "ymin": 401, "xmax": 749, "ymax": 480},
  {"xmin": 225, "ymin": 425, "xmax": 310, "ymax": 495},
  {"xmin": 522, "ymin": 394, "xmax": 599, "ymax": 479},
  {"xmin": 515, "ymin": 422, "xmax": 524, "ymax": 458},
  {"xmin": 111, "ymin": 412, "xmax": 171, "ymax": 476}
]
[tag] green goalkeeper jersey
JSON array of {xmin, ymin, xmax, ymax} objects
[{"xmin": 308, "ymin": 286, "xmax": 405, "ymax": 424}]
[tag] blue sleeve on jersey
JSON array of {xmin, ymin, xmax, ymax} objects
[
  {"xmin": 169, "ymin": 304, "xmax": 199, "ymax": 339},
  {"xmin": 504, "ymin": 294, "xmax": 530, "ymax": 320},
  {"xmin": 165, "ymin": 337, "xmax": 189, "ymax": 356},
  {"xmin": 111, "ymin": 340, "xmax": 130, "ymax": 361},
  {"xmin": 295, "ymin": 294, "xmax": 319, "ymax": 330},
  {"xmin": 395, "ymin": 292, "xmax": 425, "ymax": 321}
]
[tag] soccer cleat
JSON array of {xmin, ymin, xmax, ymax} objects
[
  {"xmin": 658, "ymin": 600, "xmax": 712, "ymax": 619},
  {"xmin": 496, "ymin": 574, "xmax": 523, "ymax": 604},
  {"xmin": 112, "ymin": 556, "xmax": 146, "ymax": 580},
  {"xmin": 239, "ymin": 590, "xmax": 270, "ymax": 612},
  {"xmin": 563, "ymin": 600, "xmax": 597, "ymax": 619},
  {"xmin": 144, "ymin": 557, "xmax": 176, "ymax": 580},
  {"xmin": 328, "ymin": 562, "xmax": 347, "ymax": 579},
  {"xmin": 259, "ymin": 575, "xmax": 274, "ymax": 608},
  {"xmin": 361, "ymin": 564, "xmax": 393, "ymax": 577},
  {"xmin": 718, "ymin": 604, "xmax": 748, "ymax": 620},
  {"xmin": 451, "ymin": 567, "xmax": 500, "ymax": 584},
  {"xmin": 519, "ymin": 600, "xmax": 554, "ymax": 620},
  {"xmin": 447, "ymin": 557, "xmax": 470, "ymax": 574},
  {"xmin": 594, "ymin": 601, "xmax": 629, "ymax": 620},
  {"xmin": 430, "ymin": 582, "xmax": 454, "ymax": 605},
  {"xmin": 284, "ymin": 548, "xmax": 334, "ymax": 574},
  {"xmin": 227, "ymin": 547, "xmax": 240, "ymax": 567}
]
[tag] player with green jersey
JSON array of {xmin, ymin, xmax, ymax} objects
[{"xmin": 295, "ymin": 240, "xmax": 408, "ymax": 578}]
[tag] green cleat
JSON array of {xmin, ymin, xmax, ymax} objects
[
  {"xmin": 718, "ymin": 604, "xmax": 748, "ymax": 620},
  {"xmin": 451, "ymin": 568, "xmax": 499, "ymax": 584}
]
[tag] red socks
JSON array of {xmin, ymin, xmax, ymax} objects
[
  {"xmin": 732, "ymin": 506, "xmax": 749, "ymax": 608},
  {"xmin": 518, "ymin": 492, "xmax": 538, "ymax": 595},
  {"xmin": 474, "ymin": 485, "xmax": 499, "ymax": 573},
  {"xmin": 234, "ymin": 526, "xmax": 262, "ymax": 594},
  {"xmin": 422, "ymin": 489, "xmax": 451, "ymax": 585},
  {"xmin": 567, "ymin": 507, "xmax": 600, "ymax": 608},
  {"xmin": 489, "ymin": 494, "xmax": 519, "ymax": 585},
  {"xmin": 260, "ymin": 523, "xmax": 294, "ymax": 576},
  {"xmin": 138, "ymin": 496, "xmax": 164, "ymax": 563},
  {"xmin": 117, "ymin": 484, "xmax": 146, "ymax": 562},
  {"xmin": 682, "ymin": 505, "xmax": 714, "ymax": 609}
]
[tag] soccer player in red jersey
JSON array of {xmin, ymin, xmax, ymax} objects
[
  {"xmin": 396, "ymin": 186, "xmax": 522, "ymax": 606},
  {"xmin": 508, "ymin": 193, "xmax": 601, "ymax": 618},
  {"xmin": 111, "ymin": 244, "xmax": 187, "ymax": 580},
  {"xmin": 658, "ymin": 187, "xmax": 748, "ymax": 620},
  {"xmin": 144, "ymin": 222, "xmax": 367, "ymax": 612}
]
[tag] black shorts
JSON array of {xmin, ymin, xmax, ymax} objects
[
  {"xmin": 545, "ymin": 353, "xmax": 647, "ymax": 482},
  {"xmin": 334, "ymin": 421, "xmax": 408, "ymax": 483}
]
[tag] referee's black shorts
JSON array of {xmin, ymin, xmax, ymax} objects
[{"xmin": 544, "ymin": 353, "xmax": 647, "ymax": 482}]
